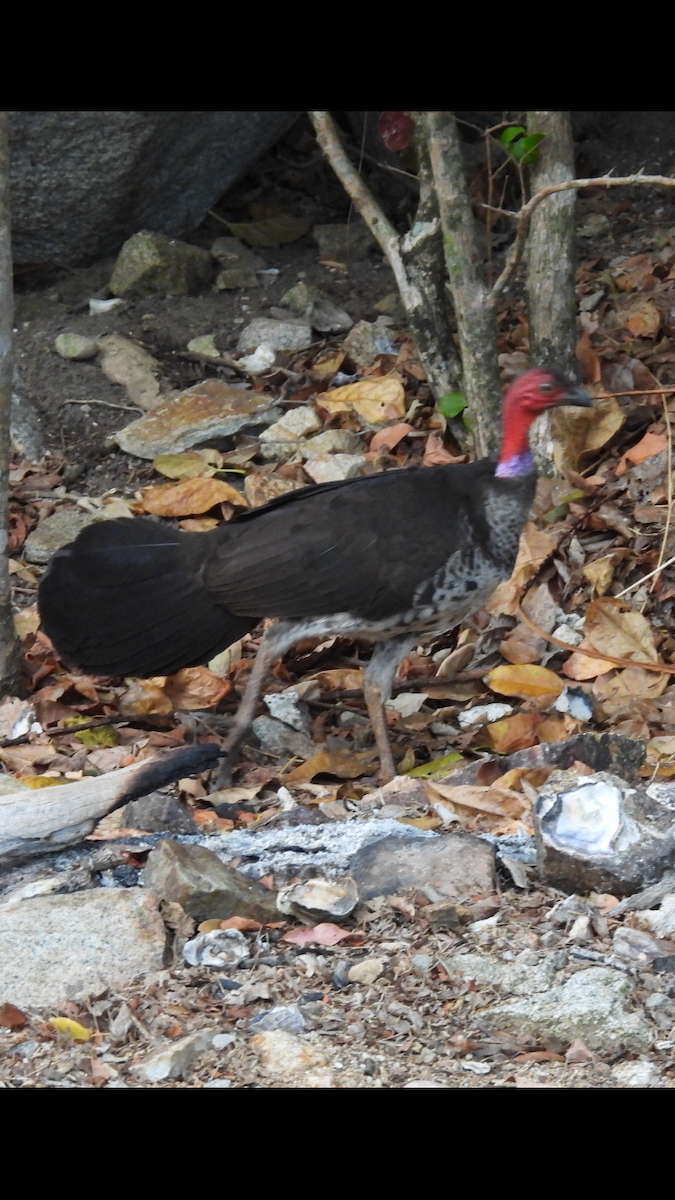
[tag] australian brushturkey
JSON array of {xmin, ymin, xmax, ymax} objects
[{"xmin": 38, "ymin": 368, "xmax": 590, "ymax": 781}]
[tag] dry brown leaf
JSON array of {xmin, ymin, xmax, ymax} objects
[
  {"xmin": 563, "ymin": 597, "xmax": 660, "ymax": 680},
  {"xmin": 0, "ymin": 1003, "xmax": 27, "ymax": 1029},
  {"xmin": 575, "ymin": 329, "xmax": 602, "ymax": 385},
  {"xmin": 553, "ymin": 393, "xmax": 625, "ymax": 474},
  {"xmin": 282, "ymin": 923, "xmax": 353, "ymax": 946},
  {"xmin": 118, "ymin": 680, "xmax": 174, "ymax": 716},
  {"xmin": 421, "ymin": 434, "xmax": 468, "ymax": 466},
  {"xmin": 370, "ymin": 422, "xmax": 414, "ymax": 452},
  {"xmin": 317, "ymin": 376, "xmax": 406, "ymax": 424},
  {"xmin": 582, "ymin": 556, "xmax": 617, "ymax": 596},
  {"xmin": 592, "ymin": 665, "xmax": 668, "ymax": 711},
  {"xmin": 140, "ymin": 477, "xmax": 247, "ymax": 517},
  {"xmin": 311, "ymin": 349, "xmax": 346, "ymax": 380},
  {"xmin": 177, "ymin": 517, "xmax": 220, "ymax": 532},
  {"xmin": 426, "ymin": 779, "xmax": 530, "ymax": 820},
  {"xmin": 537, "ymin": 714, "xmax": 578, "ymax": 742},
  {"xmin": 486, "ymin": 524, "xmax": 563, "ymax": 616},
  {"xmin": 302, "ymin": 667, "xmax": 365, "ymax": 692},
  {"xmin": 487, "ymin": 663, "xmax": 564, "ymax": 699},
  {"xmin": 486, "ymin": 712, "xmax": 541, "ymax": 753},
  {"xmin": 285, "ymin": 748, "xmax": 378, "ymax": 781},
  {"xmin": 0, "ymin": 744, "xmax": 55, "ymax": 772},
  {"xmin": 616, "ymin": 431, "xmax": 668, "ymax": 476},
  {"xmin": 162, "ymin": 667, "xmax": 232, "ymax": 710},
  {"xmin": 622, "ymin": 296, "xmax": 661, "ymax": 338}
]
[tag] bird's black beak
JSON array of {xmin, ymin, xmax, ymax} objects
[{"xmin": 556, "ymin": 385, "xmax": 593, "ymax": 408}]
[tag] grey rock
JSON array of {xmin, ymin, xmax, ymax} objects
[
  {"xmin": 0, "ymin": 889, "xmax": 165, "ymax": 1008},
  {"xmin": 483, "ymin": 967, "xmax": 652, "ymax": 1053},
  {"xmin": 212, "ymin": 1032, "xmax": 236, "ymax": 1050},
  {"xmin": 212, "ymin": 236, "xmax": 266, "ymax": 289},
  {"xmin": 259, "ymin": 406, "xmax": 322, "ymax": 462},
  {"xmin": 110, "ymin": 230, "xmax": 214, "ymax": 297},
  {"xmin": 24, "ymin": 508, "xmax": 95, "ymax": 565},
  {"xmin": 133, "ymin": 1030, "xmax": 213, "ymax": 1083},
  {"xmin": 122, "ymin": 792, "xmax": 199, "ymax": 835},
  {"xmin": 351, "ymin": 831, "xmax": 495, "ymax": 900},
  {"xmin": 249, "ymin": 1005, "xmax": 306, "ymax": 1033},
  {"xmin": 299, "ymin": 429, "xmax": 362, "ymax": 459},
  {"xmin": 312, "ymin": 221, "xmax": 376, "ymax": 262},
  {"xmin": 304, "ymin": 453, "xmax": 367, "ymax": 483},
  {"xmin": 114, "ymin": 379, "xmax": 280, "ymax": 459},
  {"xmin": 252, "ymin": 715, "xmax": 317, "ymax": 761},
  {"xmin": 183, "ymin": 927, "xmax": 249, "ymax": 968},
  {"xmin": 611, "ymin": 1059, "xmax": 661, "ymax": 1087},
  {"xmin": 343, "ymin": 317, "xmax": 397, "ymax": 369},
  {"xmin": 143, "ymin": 839, "xmax": 278, "ymax": 923},
  {"xmin": 277, "ymin": 876, "xmax": 358, "ymax": 923},
  {"xmin": 54, "ymin": 333, "xmax": 99, "ymax": 360},
  {"xmin": 280, "ymin": 281, "xmax": 318, "ymax": 311},
  {"xmin": 612, "ymin": 925, "xmax": 665, "ymax": 967},
  {"xmin": 237, "ymin": 317, "xmax": 313, "ymax": 354},
  {"xmin": 264, "ymin": 690, "xmax": 312, "ymax": 735},
  {"xmin": 449, "ymin": 949, "xmax": 557, "ymax": 995},
  {"xmin": 97, "ymin": 333, "xmax": 162, "ymax": 410},
  {"xmin": 308, "ymin": 298, "xmax": 352, "ymax": 333},
  {"xmin": 9, "ymin": 111, "xmax": 297, "ymax": 264},
  {"xmin": 535, "ymin": 769, "xmax": 675, "ymax": 896},
  {"xmin": 203, "ymin": 1078, "xmax": 233, "ymax": 1088}
]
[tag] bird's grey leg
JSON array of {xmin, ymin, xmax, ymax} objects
[
  {"xmin": 363, "ymin": 634, "xmax": 418, "ymax": 784},
  {"xmin": 213, "ymin": 620, "xmax": 305, "ymax": 788}
]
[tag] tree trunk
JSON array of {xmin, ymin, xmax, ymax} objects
[
  {"xmin": 0, "ymin": 115, "xmax": 20, "ymax": 695},
  {"xmin": 423, "ymin": 112, "xmax": 501, "ymax": 458},
  {"xmin": 526, "ymin": 111, "xmax": 577, "ymax": 474}
]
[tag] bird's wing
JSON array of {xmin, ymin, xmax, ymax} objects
[{"xmin": 206, "ymin": 464, "xmax": 494, "ymax": 621}]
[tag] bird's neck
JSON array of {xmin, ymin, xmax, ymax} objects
[{"xmin": 495, "ymin": 411, "xmax": 535, "ymax": 478}]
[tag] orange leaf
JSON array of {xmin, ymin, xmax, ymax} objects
[
  {"xmin": 370, "ymin": 422, "xmax": 414, "ymax": 451},
  {"xmin": 140, "ymin": 477, "xmax": 247, "ymax": 517},
  {"xmin": 162, "ymin": 667, "xmax": 232, "ymax": 710},
  {"xmin": 220, "ymin": 916, "xmax": 263, "ymax": 931},
  {"xmin": 487, "ymin": 663, "xmax": 564, "ymax": 699},
  {"xmin": 0, "ymin": 1003, "xmax": 27, "ymax": 1029},
  {"xmin": 282, "ymin": 923, "xmax": 353, "ymax": 946},
  {"xmin": 616, "ymin": 431, "xmax": 668, "ymax": 475},
  {"xmin": 119, "ymin": 680, "xmax": 174, "ymax": 716},
  {"xmin": 487, "ymin": 712, "xmax": 541, "ymax": 753}
]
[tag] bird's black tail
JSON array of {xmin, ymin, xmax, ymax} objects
[{"xmin": 38, "ymin": 518, "xmax": 254, "ymax": 677}]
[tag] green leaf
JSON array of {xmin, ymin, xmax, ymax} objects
[
  {"xmin": 74, "ymin": 725, "xmax": 120, "ymax": 747},
  {"xmin": 437, "ymin": 392, "xmax": 467, "ymax": 420},
  {"xmin": 511, "ymin": 132, "xmax": 545, "ymax": 165},
  {"xmin": 501, "ymin": 126, "xmax": 525, "ymax": 148},
  {"xmin": 223, "ymin": 214, "xmax": 311, "ymax": 247},
  {"xmin": 407, "ymin": 752, "xmax": 463, "ymax": 778}
]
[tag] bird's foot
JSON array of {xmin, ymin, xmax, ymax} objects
[{"xmin": 211, "ymin": 752, "xmax": 236, "ymax": 791}]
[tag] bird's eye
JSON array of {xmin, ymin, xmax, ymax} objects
[{"xmin": 538, "ymin": 381, "xmax": 554, "ymax": 393}]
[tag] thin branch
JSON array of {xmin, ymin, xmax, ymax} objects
[
  {"xmin": 308, "ymin": 111, "xmax": 421, "ymax": 312},
  {"xmin": 616, "ymin": 555, "xmax": 675, "ymax": 599},
  {"xmin": 516, "ymin": 604, "xmax": 675, "ymax": 675},
  {"xmin": 649, "ymin": 394, "xmax": 674, "ymax": 596},
  {"xmin": 490, "ymin": 172, "xmax": 675, "ymax": 306}
]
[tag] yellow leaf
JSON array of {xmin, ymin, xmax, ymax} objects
[
  {"xmin": 18, "ymin": 775, "xmax": 68, "ymax": 788},
  {"xmin": 317, "ymin": 377, "xmax": 406, "ymax": 425},
  {"xmin": 398, "ymin": 816, "xmax": 443, "ymax": 830},
  {"xmin": 487, "ymin": 664, "xmax": 564, "ymax": 698},
  {"xmin": 140, "ymin": 477, "xmax": 247, "ymax": 517},
  {"xmin": 311, "ymin": 349, "xmax": 346, "ymax": 380},
  {"xmin": 152, "ymin": 452, "xmax": 217, "ymax": 480},
  {"xmin": 49, "ymin": 1017, "xmax": 92, "ymax": 1042},
  {"xmin": 582, "ymin": 556, "xmax": 618, "ymax": 596},
  {"xmin": 14, "ymin": 604, "xmax": 40, "ymax": 639}
]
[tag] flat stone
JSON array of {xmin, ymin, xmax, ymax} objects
[
  {"xmin": 299, "ymin": 429, "xmax": 362, "ymax": 458},
  {"xmin": 133, "ymin": 1030, "xmax": 213, "ymax": 1083},
  {"xmin": 122, "ymin": 792, "xmax": 199, "ymax": 835},
  {"xmin": 114, "ymin": 379, "xmax": 280, "ymax": 459},
  {"xmin": 249, "ymin": 1005, "xmax": 306, "ymax": 1033},
  {"xmin": 187, "ymin": 335, "xmax": 220, "ymax": 359},
  {"xmin": 348, "ymin": 957, "xmax": 384, "ymax": 985},
  {"xmin": 343, "ymin": 318, "xmax": 397, "ymax": 369},
  {"xmin": 312, "ymin": 221, "xmax": 376, "ymax": 262},
  {"xmin": 483, "ymin": 967, "xmax": 652, "ymax": 1053},
  {"xmin": 611, "ymin": 1059, "xmax": 661, "ymax": 1087},
  {"xmin": 304, "ymin": 453, "xmax": 367, "ymax": 483},
  {"xmin": 252, "ymin": 715, "xmax": 317, "ymax": 761},
  {"xmin": 250, "ymin": 1029, "xmax": 330, "ymax": 1077},
  {"xmin": 54, "ymin": 332, "xmax": 99, "ymax": 360},
  {"xmin": 24, "ymin": 508, "xmax": 95, "ymax": 564},
  {"xmin": 0, "ymin": 889, "xmax": 165, "ymax": 1008},
  {"xmin": 110, "ymin": 230, "xmax": 214, "ymax": 296},
  {"xmin": 277, "ymin": 876, "xmax": 358, "ymax": 923},
  {"xmin": 259, "ymin": 405, "xmax": 322, "ymax": 462},
  {"xmin": 98, "ymin": 333, "xmax": 162, "ymax": 410},
  {"xmin": 237, "ymin": 317, "xmax": 313, "ymax": 354},
  {"xmin": 535, "ymin": 768, "xmax": 675, "ymax": 896},
  {"xmin": 212, "ymin": 236, "xmax": 266, "ymax": 290},
  {"xmin": 351, "ymin": 831, "xmax": 495, "ymax": 901},
  {"xmin": 244, "ymin": 473, "xmax": 301, "ymax": 507},
  {"xmin": 448, "ymin": 949, "xmax": 556, "ymax": 995},
  {"xmin": 264, "ymin": 689, "xmax": 312, "ymax": 735},
  {"xmin": 143, "ymin": 839, "xmax": 278, "ymax": 923}
]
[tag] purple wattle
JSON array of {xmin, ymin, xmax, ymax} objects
[{"xmin": 495, "ymin": 450, "xmax": 534, "ymax": 478}]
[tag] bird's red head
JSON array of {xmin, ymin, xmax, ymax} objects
[{"xmin": 497, "ymin": 368, "xmax": 591, "ymax": 475}]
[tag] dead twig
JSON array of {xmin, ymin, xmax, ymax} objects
[
  {"xmin": 64, "ymin": 398, "xmax": 143, "ymax": 414},
  {"xmin": 516, "ymin": 604, "xmax": 675, "ymax": 675}
]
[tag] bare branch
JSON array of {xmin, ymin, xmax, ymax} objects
[{"xmin": 490, "ymin": 172, "xmax": 675, "ymax": 305}]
